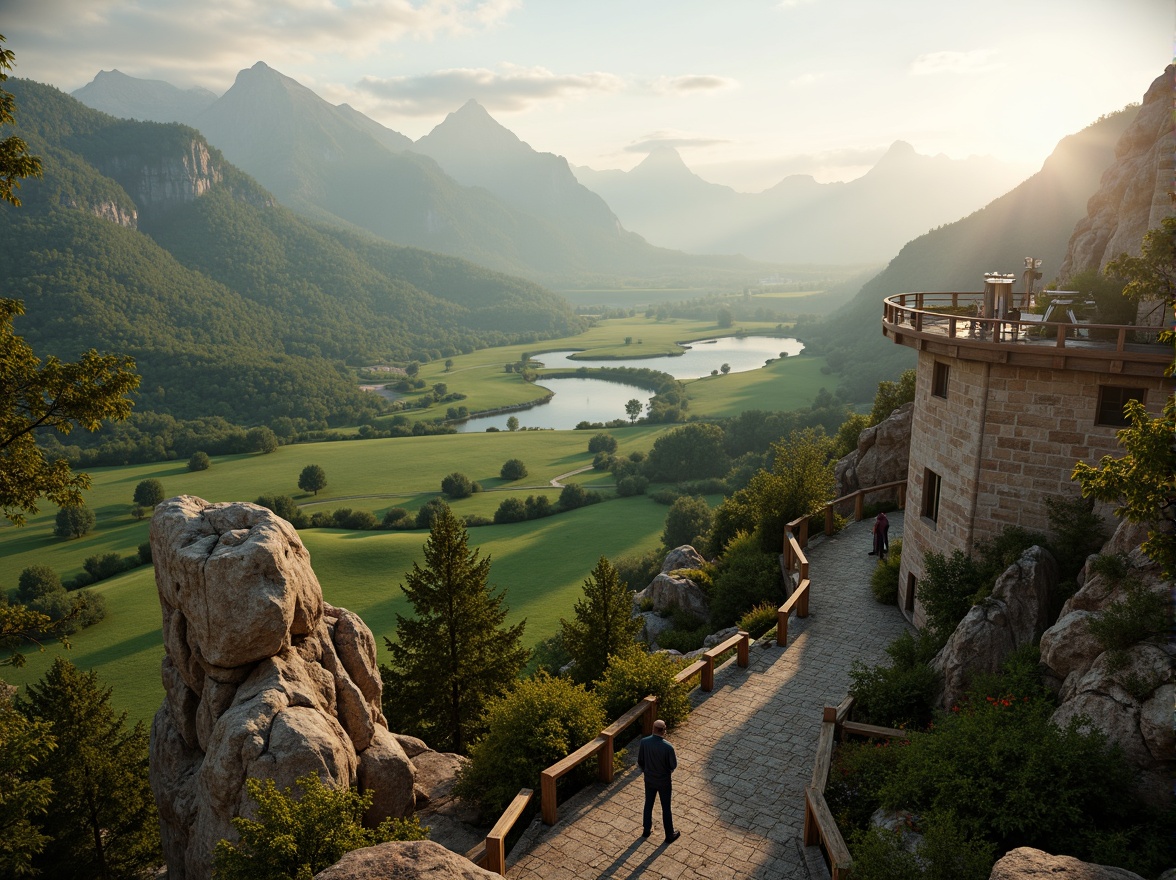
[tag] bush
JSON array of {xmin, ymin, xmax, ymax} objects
[
  {"xmin": 138, "ymin": 542, "xmax": 153, "ymax": 565},
  {"xmin": 558, "ymin": 483, "xmax": 601, "ymax": 510},
  {"xmin": 83, "ymin": 552, "xmax": 129, "ymax": 582},
  {"xmin": 592, "ymin": 451, "xmax": 615, "ymax": 471},
  {"xmin": 1086, "ymin": 579, "xmax": 1169, "ymax": 661},
  {"xmin": 613, "ymin": 550, "xmax": 663, "ymax": 592},
  {"xmin": 655, "ymin": 615, "xmax": 710, "ymax": 653},
  {"xmin": 870, "ymin": 539, "xmax": 903, "ymax": 604},
  {"xmin": 415, "ymin": 498, "xmax": 450, "ymax": 529},
  {"xmin": 455, "ymin": 673, "xmax": 606, "ymax": 819},
  {"xmin": 649, "ymin": 489, "xmax": 679, "ymax": 505},
  {"xmin": 213, "ymin": 774, "xmax": 426, "ymax": 880},
  {"xmin": 54, "ymin": 505, "xmax": 94, "ymax": 539},
  {"xmin": 588, "ymin": 433, "xmax": 618, "ymax": 454},
  {"xmin": 187, "ymin": 450, "xmax": 211, "ymax": 471},
  {"xmin": 441, "ymin": 472, "xmax": 475, "ymax": 499},
  {"xmin": 524, "ymin": 495, "xmax": 553, "ymax": 519},
  {"xmin": 255, "ymin": 494, "xmax": 308, "ymax": 528},
  {"xmin": 246, "ymin": 425, "xmax": 279, "ymax": 454},
  {"xmin": 596, "ymin": 645, "xmax": 691, "ymax": 729},
  {"xmin": 917, "ymin": 550, "xmax": 989, "ymax": 645},
  {"xmin": 848, "ymin": 629, "xmax": 940, "ymax": 730},
  {"xmin": 661, "ymin": 495, "xmax": 712, "ymax": 550},
  {"xmin": 616, "ymin": 475, "xmax": 649, "ymax": 497},
  {"xmin": 338, "ymin": 509, "xmax": 378, "ymax": 530},
  {"xmin": 500, "ymin": 459, "xmax": 528, "ymax": 480},
  {"xmin": 381, "ymin": 507, "xmax": 410, "ymax": 528},
  {"xmin": 738, "ymin": 601, "xmax": 778, "ymax": 639},
  {"xmin": 68, "ymin": 589, "xmax": 107, "ymax": 630},
  {"xmin": 17, "ymin": 565, "xmax": 62, "ymax": 603},
  {"xmin": 1045, "ymin": 494, "xmax": 1107, "ymax": 587},
  {"xmin": 463, "ymin": 514, "xmax": 492, "ymax": 527},
  {"xmin": 494, "ymin": 497, "xmax": 528, "ymax": 524},
  {"xmin": 528, "ymin": 632, "xmax": 571, "ymax": 676},
  {"xmin": 847, "ymin": 816, "xmax": 994, "ymax": 880},
  {"xmin": 708, "ymin": 531, "xmax": 784, "ymax": 628},
  {"xmin": 133, "ymin": 478, "xmax": 165, "ymax": 508}
]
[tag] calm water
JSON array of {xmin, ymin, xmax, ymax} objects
[{"xmin": 457, "ymin": 335, "xmax": 803, "ymax": 432}]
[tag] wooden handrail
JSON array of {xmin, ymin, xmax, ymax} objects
[{"xmin": 465, "ymin": 788, "xmax": 535, "ymax": 875}]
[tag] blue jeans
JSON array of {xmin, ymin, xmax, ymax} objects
[{"xmin": 643, "ymin": 778, "xmax": 674, "ymax": 836}]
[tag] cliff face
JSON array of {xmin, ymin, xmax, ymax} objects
[
  {"xmin": 97, "ymin": 139, "xmax": 222, "ymax": 215},
  {"xmin": 1059, "ymin": 65, "xmax": 1175, "ymax": 278}
]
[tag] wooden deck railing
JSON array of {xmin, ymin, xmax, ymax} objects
[
  {"xmin": 777, "ymin": 480, "xmax": 906, "ymax": 648},
  {"xmin": 466, "ymin": 789, "xmax": 535, "ymax": 875},
  {"xmin": 803, "ymin": 697, "xmax": 908, "ymax": 880},
  {"xmin": 539, "ymin": 630, "xmax": 750, "ymax": 826}
]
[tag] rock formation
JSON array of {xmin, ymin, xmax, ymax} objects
[
  {"xmin": 148, "ymin": 497, "xmax": 416, "ymax": 880},
  {"xmin": 989, "ymin": 847, "xmax": 1147, "ymax": 880},
  {"xmin": 314, "ymin": 841, "xmax": 498, "ymax": 879},
  {"xmin": 1039, "ymin": 519, "xmax": 1173, "ymax": 808},
  {"xmin": 932, "ymin": 546, "xmax": 1058, "ymax": 709},
  {"xmin": 835, "ymin": 402, "xmax": 912, "ymax": 503},
  {"xmin": 1059, "ymin": 65, "xmax": 1176, "ymax": 288},
  {"xmin": 632, "ymin": 545, "xmax": 710, "ymax": 622}
]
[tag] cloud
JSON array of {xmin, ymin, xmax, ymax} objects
[
  {"xmin": 909, "ymin": 49, "xmax": 1003, "ymax": 76},
  {"xmin": 623, "ymin": 131, "xmax": 729, "ymax": 154},
  {"xmin": 651, "ymin": 75, "xmax": 737, "ymax": 95},
  {"xmin": 787, "ymin": 72, "xmax": 823, "ymax": 88},
  {"xmin": 357, "ymin": 64, "xmax": 625, "ymax": 114}
]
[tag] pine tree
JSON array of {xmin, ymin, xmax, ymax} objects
[
  {"xmin": 15, "ymin": 658, "xmax": 160, "ymax": 880},
  {"xmin": 561, "ymin": 556, "xmax": 643, "ymax": 685},
  {"xmin": 0, "ymin": 697, "xmax": 54, "ymax": 877},
  {"xmin": 381, "ymin": 507, "xmax": 527, "ymax": 753}
]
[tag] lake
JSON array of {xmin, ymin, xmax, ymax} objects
[{"xmin": 457, "ymin": 335, "xmax": 802, "ymax": 432}]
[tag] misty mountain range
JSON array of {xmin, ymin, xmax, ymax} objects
[{"xmin": 71, "ymin": 65, "xmax": 1027, "ymax": 278}]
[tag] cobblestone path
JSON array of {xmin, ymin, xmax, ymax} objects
[{"xmin": 507, "ymin": 512, "xmax": 912, "ymax": 880}]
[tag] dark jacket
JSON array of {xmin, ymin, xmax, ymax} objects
[{"xmin": 637, "ymin": 734, "xmax": 677, "ymax": 783}]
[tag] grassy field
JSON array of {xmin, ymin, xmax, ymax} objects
[
  {"xmin": 1, "ymin": 495, "xmax": 673, "ymax": 724},
  {"xmin": 684, "ymin": 352, "xmax": 834, "ymax": 418}
]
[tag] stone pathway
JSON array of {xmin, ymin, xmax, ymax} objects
[{"xmin": 507, "ymin": 512, "xmax": 912, "ymax": 880}]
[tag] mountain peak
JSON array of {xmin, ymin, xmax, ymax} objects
[
  {"xmin": 417, "ymin": 100, "xmax": 522, "ymax": 153},
  {"xmin": 635, "ymin": 146, "xmax": 691, "ymax": 173}
]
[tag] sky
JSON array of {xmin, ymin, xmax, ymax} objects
[{"xmin": 2, "ymin": 0, "xmax": 1172, "ymax": 190}]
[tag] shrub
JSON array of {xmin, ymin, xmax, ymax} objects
[
  {"xmin": 661, "ymin": 495, "xmax": 712, "ymax": 550},
  {"xmin": 415, "ymin": 497, "xmax": 451, "ymax": 530},
  {"xmin": 596, "ymin": 645, "xmax": 690, "ymax": 729},
  {"xmin": 616, "ymin": 475, "xmax": 649, "ymax": 497},
  {"xmin": 54, "ymin": 504, "xmax": 95, "ymax": 539},
  {"xmin": 339, "ymin": 509, "xmax": 378, "ymax": 530},
  {"xmin": 1086, "ymin": 579, "xmax": 1169, "ymax": 658},
  {"xmin": 138, "ymin": 542, "xmax": 153, "ymax": 565},
  {"xmin": 494, "ymin": 497, "xmax": 528, "ymax": 524},
  {"xmin": 592, "ymin": 451, "xmax": 615, "ymax": 471},
  {"xmin": 870, "ymin": 539, "xmax": 903, "ymax": 604},
  {"xmin": 848, "ymin": 629, "xmax": 940, "ymax": 730},
  {"xmin": 528, "ymin": 632, "xmax": 571, "ymax": 676},
  {"xmin": 133, "ymin": 478, "xmax": 165, "ymax": 508},
  {"xmin": 213, "ymin": 774, "xmax": 426, "ymax": 880},
  {"xmin": 709, "ymin": 531, "xmax": 784, "ymax": 628},
  {"xmin": 825, "ymin": 738, "xmax": 907, "ymax": 832},
  {"xmin": 587, "ymin": 433, "xmax": 618, "ymax": 454},
  {"xmin": 917, "ymin": 550, "xmax": 988, "ymax": 645},
  {"xmin": 558, "ymin": 483, "xmax": 601, "ymax": 510},
  {"xmin": 524, "ymin": 495, "xmax": 553, "ymax": 519},
  {"xmin": 17, "ymin": 565, "xmax": 62, "ymax": 603},
  {"xmin": 500, "ymin": 459, "xmax": 528, "ymax": 481},
  {"xmin": 1045, "ymin": 494, "xmax": 1108, "ymax": 586},
  {"xmin": 83, "ymin": 552, "xmax": 128, "ymax": 582},
  {"xmin": 381, "ymin": 507, "xmax": 410, "ymax": 528},
  {"xmin": 1089, "ymin": 552, "xmax": 1129, "ymax": 580},
  {"xmin": 655, "ymin": 621, "xmax": 710, "ymax": 653},
  {"xmin": 463, "ymin": 514, "xmax": 492, "ymax": 527},
  {"xmin": 68, "ymin": 589, "xmax": 107, "ymax": 630},
  {"xmin": 613, "ymin": 550, "xmax": 663, "ymax": 592},
  {"xmin": 441, "ymin": 472, "xmax": 475, "ymax": 499},
  {"xmin": 255, "ymin": 494, "xmax": 308, "ymax": 528},
  {"xmin": 738, "ymin": 601, "xmax": 778, "ymax": 639},
  {"xmin": 455, "ymin": 673, "xmax": 606, "ymax": 819},
  {"xmin": 187, "ymin": 450, "xmax": 211, "ymax": 471},
  {"xmin": 649, "ymin": 488, "xmax": 679, "ymax": 505},
  {"xmin": 847, "ymin": 816, "xmax": 994, "ymax": 880}
]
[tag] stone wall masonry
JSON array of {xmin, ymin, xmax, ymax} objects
[{"xmin": 897, "ymin": 350, "xmax": 1170, "ymax": 624}]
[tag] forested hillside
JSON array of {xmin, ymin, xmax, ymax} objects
[
  {"xmin": 798, "ymin": 104, "xmax": 1140, "ymax": 400},
  {"xmin": 0, "ymin": 79, "xmax": 586, "ymax": 426}
]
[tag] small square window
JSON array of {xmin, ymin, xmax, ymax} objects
[
  {"xmin": 921, "ymin": 468, "xmax": 941, "ymax": 523},
  {"xmin": 1096, "ymin": 386, "xmax": 1145, "ymax": 427},
  {"xmin": 932, "ymin": 362, "xmax": 949, "ymax": 399}
]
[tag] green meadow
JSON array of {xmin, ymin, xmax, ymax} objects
[{"xmin": 683, "ymin": 352, "xmax": 834, "ymax": 418}]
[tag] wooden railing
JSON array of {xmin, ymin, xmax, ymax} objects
[
  {"xmin": 539, "ymin": 630, "xmax": 750, "ymax": 826},
  {"xmin": 803, "ymin": 697, "xmax": 908, "ymax": 880},
  {"xmin": 466, "ymin": 789, "xmax": 535, "ymax": 875},
  {"xmin": 777, "ymin": 481, "xmax": 906, "ymax": 648}
]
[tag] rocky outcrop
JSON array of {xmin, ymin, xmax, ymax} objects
[
  {"xmin": 932, "ymin": 546, "xmax": 1058, "ymax": 709},
  {"xmin": 835, "ymin": 403, "xmax": 912, "ymax": 502},
  {"xmin": 148, "ymin": 497, "xmax": 416, "ymax": 880},
  {"xmin": 314, "ymin": 841, "xmax": 498, "ymax": 879},
  {"xmin": 1059, "ymin": 65, "xmax": 1176, "ymax": 290},
  {"xmin": 989, "ymin": 847, "xmax": 1146, "ymax": 880},
  {"xmin": 1039, "ymin": 519, "xmax": 1173, "ymax": 809},
  {"xmin": 660, "ymin": 545, "xmax": 707, "ymax": 574},
  {"xmin": 100, "ymin": 140, "xmax": 223, "ymax": 213},
  {"xmin": 632, "ymin": 545, "xmax": 711, "ymax": 621}
]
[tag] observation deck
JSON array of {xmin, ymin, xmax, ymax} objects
[{"xmin": 882, "ymin": 292, "xmax": 1171, "ymax": 378}]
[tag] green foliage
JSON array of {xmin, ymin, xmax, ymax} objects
[
  {"xmin": 414, "ymin": 497, "xmax": 450, "ymax": 530},
  {"xmin": 661, "ymin": 495, "xmax": 712, "ymax": 550},
  {"xmin": 1063, "ymin": 268, "xmax": 1137, "ymax": 325},
  {"xmin": 53, "ymin": 504, "xmax": 94, "ymax": 538},
  {"xmin": 1073, "ymin": 396, "xmax": 1176, "ymax": 578},
  {"xmin": 255, "ymin": 494, "xmax": 309, "ymax": 529},
  {"xmin": 847, "ymin": 816, "xmax": 994, "ymax": 880},
  {"xmin": 1044, "ymin": 494, "xmax": 1108, "ymax": 587},
  {"xmin": 834, "ymin": 411, "xmax": 870, "ymax": 458},
  {"xmin": 67, "ymin": 589, "xmax": 106, "ymax": 630},
  {"xmin": 616, "ymin": 474, "xmax": 649, "ymax": 497},
  {"xmin": 381, "ymin": 507, "xmax": 410, "ymax": 528},
  {"xmin": 596, "ymin": 645, "xmax": 691, "ymax": 729},
  {"xmin": 825, "ymin": 737, "xmax": 907, "ymax": 832},
  {"xmin": 527, "ymin": 631, "xmax": 571, "ymax": 677},
  {"xmin": 1089, "ymin": 552, "xmax": 1129, "ymax": 580},
  {"xmin": 917, "ymin": 550, "xmax": 989, "ymax": 646},
  {"xmin": 297, "ymin": 464, "xmax": 327, "ymax": 496},
  {"xmin": 848, "ymin": 629, "xmax": 940, "ymax": 729},
  {"xmin": 870, "ymin": 539, "xmax": 903, "ymax": 604},
  {"xmin": 708, "ymin": 530, "xmax": 784, "ymax": 628},
  {"xmin": 612, "ymin": 550, "xmax": 663, "ymax": 593},
  {"xmin": 187, "ymin": 450, "xmax": 211, "ymax": 471},
  {"xmin": 132, "ymin": 478, "xmax": 164, "ymax": 508},
  {"xmin": 0, "ymin": 696, "xmax": 54, "ymax": 878},
  {"xmin": 455, "ymin": 672, "xmax": 605, "ymax": 819},
  {"xmin": 441, "ymin": 471, "xmax": 475, "ymax": 499},
  {"xmin": 869, "ymin": 369, "xmax": 917, "ymax": 424},
  {"xmin": 561, "ymin": 556, "xmax": 643, "ymax": 685},
  {"xmin": 1086, "ymin": 579, "xmax": 1169, "ymax": 656},
  {"xmin": 643, "ymin": 423, "xmax": 729, "ymax": 483},
  {"xmin": 500, "ymin": 458, "xmax": 527, "ymax": 480},
  {"xmin": 0, "ymin": 35, "xmax": 44, "ymax": 208},
  {"xmin": 1105, "ymin": 216, "xmax": 1176, "ymax": 309},
  {"xmin": 558, "ymin": 482, "xmax": 602, "ymax": 511},
  {"xmin": 625, "ymin": 398, "xmax": 643, "ymax": 423},
  {"xmin": 737, "ymin": 601, "xmax": 778, "ymax": 639},
  {"xmin": 16, "ymin": 565, "xmax": 60, "ymax": 603},
  {"xmin": 212, "ymin": 774, "xmax": 427, "ymax": 880},
  {"xmin": 493, "ymin": 497, "xmax": 527, "ymax": 524},
  {"xmin": 382, "ymin": 506, "xmax": 527, "ymax": 753},
  {"xmin": 655, "ymin": 611, "xmax": 710, "ymax": 653},
  {"xmin": 82, "ymin": 551, "xmax": 127, "ymax": 582},
  {"xmin": 15, "ymin": 658, "xmax": 159, "ymax": 879},
  {"xmin": 587, "ymin": 433, "xmax": 618, "ymax": 454}
]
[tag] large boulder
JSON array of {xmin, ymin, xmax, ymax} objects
[
  {"xmin": 314, "ymin": 841, "xmax": 498, "ymax": 879},
  {"xmin": 636, "ymin": 571, "xmax": 709, "ymax": 620},
  {"xmin": 989, "ymin": 847, "xmax": 1146, "ymax": 880},
  {"xmin": 932, "ymin": 546, "xmax": 1057, "ymax": 709},
  {"xmin": 149, "ymin": 497, "xmax": 416, "ymax": 880},
  {"xmin": 660, "ymin": 545, "xmax": 707, "ymax": 573},
  {"xmin": 835, "ymin": 402, "xmax": 912, "ymax": 501}
]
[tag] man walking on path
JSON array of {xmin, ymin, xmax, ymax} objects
[{"xmin": 638, "ymin": 719, "xmax": 680, "ymax": 843}]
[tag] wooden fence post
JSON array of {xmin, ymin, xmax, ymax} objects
[
  {"xmin": 701, "ymin": 654, "xmax": 714, "ymax": 691},
  {"xmin": 540, "ymin": 771, "xmax": 557, "ymax": 825},
  {"xmin": 854, "ymin": 492, "xmax": 864, "ymax": 522},
  {"xmin": 643, "ymin": 695, "xmax": 657, "ymax": 734},
  {"xmin": 776, "ymin": 607, "xmax": 789, "ymax": 647},
  {"xmin": 737, "ymin": 631, "xmax": 749, "ymax": 667},
  {"xmin": 824, "ymin": 506, "xmax": 834, "ymax": 535}
]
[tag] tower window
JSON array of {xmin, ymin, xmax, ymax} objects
[
  {"xmin": 921, "ymin": 468, "xmax": 941, "ymax": 523},
  {"xmin": 1096, "ymin": 386, "xmax": 1145, "ymax": 427},
  {"xmin": 932, "ymin": 361, "xmax": 949, "ymax": 399}
]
